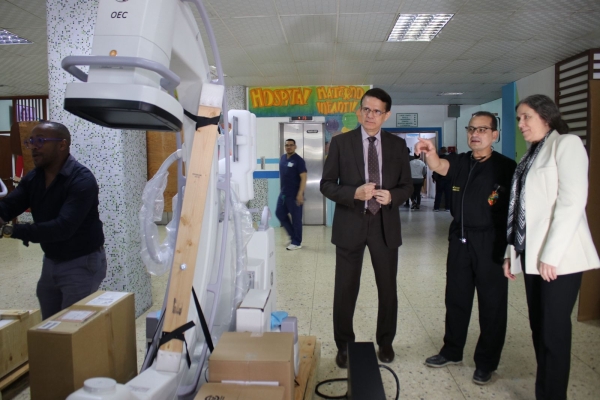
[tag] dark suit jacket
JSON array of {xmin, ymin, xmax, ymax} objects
[{"xmin": 320, "ymin": 128, "xmax": 413, "ymax": 249}]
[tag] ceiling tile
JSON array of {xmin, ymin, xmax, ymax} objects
[
  {"xmin": 207, "ymin": 0, "xmax": 277, "ymax": 18},
  {"xmin": 460, "ymin": 0, "xmax": 526, "ymax": 13},
  {"xmin": 225, "ymin": 17, "xmax": 287, "ymax": 46},
  {"xmin": 533, "ymin": 12, "xmax": 600, "ymax": 40},
  {"xmin": 262, "ymin": 76, "xmax": 301, "ymax": 86},
  {"xmin": 332, "ymin": 60, "xmax": 373, "ymax": 74},
  {"xmin": 399, "ymin": 0, "xmax": 467, "ymax": 14},
  {"xmin": 365, "ymin": 74, "xmax": 402, "ymax": 85},
  {"xmin": 390, "ymin": 83, "xmax": 424, "ymax": 92},
  {"xmin": 331, "ymin": 74, "xmax": 367, "ymax": 85},
  {"xmin": 245, "ymin": 44, "xmax": 294, "ymax": 64},
  {"xmin": 458, "ymin": 40, "xmax": 523, "ymax": 60},
  {"xmin": 368, "ymin": 60, "xmax": 413, "ymax": 74},
  {"xmin": 189, "ymin": 2, "xmax": 220, "ymax": 19},
  {"xmin": 197, "ymin": 18, "xmax": 241, "ymax": 48},
  {"xmin": 417, "ymin": 41, "xmax": 475, "ymax": 60},
  {"xmin": 290, "ymin": 43, "xmax": 335, "ymax": 61},
  {"xmin": 298, "ymin": 75, "xmax": 333, "ymax": 85},
  {"xmin": 433, "ymin": 12, "xmax": 512, "ymax": 42},
  {"xmin": 335, "ymin": 43, "xmax": 383, "ymax": 60},
  {"xmin": 405, "ymin": 60, "xmax": 451, "ymax": 73},
  {"xmin": 442, "ymin": 59, "xmax": 492, "ymax": 72},
  {"xmin": 296, "ymin": 61, "xmax": 333, "ymax": 75},
  {"xmin": 0, "ymin": 1, "xmax": 45, "ymax": 29},
  {"xmin": 340, "ymin": 0, "xmax": 403, "ymax": 14},
  {"xmin": 337, "ymin": 14, "xmax": 398, "ymax": 43},
  {"xmin": 281, "ymin": 15, "xmax": 337, "ymax": 43},
  {"xmin": 377, "ymin": 42, "xmax": 429, "ymax": 60},
  {"xmin": 482, "ymin": 12, "xmax": 567, "ymax": 41},
  {"xmin": 276, "ymin": 0, "xmax": 337, "ymax": 15},
  {"xmin": 395, "ymin": 72, "xmax": 437, "ymax": 84},
  {"xmin": 259, "ymin": 63, "xmax": 298, "ymax": 77}
]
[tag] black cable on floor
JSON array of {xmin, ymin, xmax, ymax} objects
[
  {"xmin": 314, "ymin": 378, "xmax": 347, "ymax": 399},
  {"xmin": 314, "ymin": 365, "xmax": 400, "ymax": 400}
]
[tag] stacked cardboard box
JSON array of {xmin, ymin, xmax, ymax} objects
[
  {"xmin": 0, "ymin": 309, "xmax": 41, "ymax": 378},
  {"xmin": 209, "ymin": 332, "xmax": 294, "ymax": 400},
  {"xmin": 28, "ymin": 291, "xmax": 137, "ymax": 400},
  {"xmin": 195, "ymin": 383, "xmax": 284, "ymax": 400}
]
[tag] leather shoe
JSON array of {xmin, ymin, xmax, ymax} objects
[
  {"xmin": 472, "ymin": 369, "xmax": 493, "ymax": 385},
  {"xmin": 425, "ymin": 354, "xmax": 462, "ymax": 368},
  {"xmin": 377, "ymin": 344, "xmax": 395, "ymax": 363},
  {"xmin": 335, "ymin": 348, "xmax": 348, "ymax": 369}
]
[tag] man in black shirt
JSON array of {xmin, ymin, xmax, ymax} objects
[
  {"xmin": 415, "ymin": 112, "xmax": 516, "ymax": 385},
  {"xmin": 0, "ymin": 121, "xmax": 106, "ymax": 319}
]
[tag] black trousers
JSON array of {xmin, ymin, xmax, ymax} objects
[
  {"xmin": 440, "ymin": 230, "xmax": 508, "ymax": 372},
  {"xmin": 523, "ymin": 263, "xmax": 582, "ymax": 400},
  {"xmin": 333, "ymin": 211, "xmax": 399, "ymax": 350},
  {"xmin": 434, "ymin": 179, "xmax": 452, "ymax": 210},
  {"xmin": 411, "ymin": 179, "xmax": 424, "ymax": 206}
]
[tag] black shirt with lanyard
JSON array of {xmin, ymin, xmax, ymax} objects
[{"xmin": 445, "ymin": 151, "xmax": 516, "ymax": 263}]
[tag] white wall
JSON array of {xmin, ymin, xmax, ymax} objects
[
  {"xmin": 516, "ymin": 66, "xmax": 555, "ymax": 100},
  {"xmin": 382, "ymin": 104, "xmax": 479, "ymax": 148}
]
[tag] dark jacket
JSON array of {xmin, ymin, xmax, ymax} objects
[{"xmin": 320, "ymin": 128, "xmax": 413, "ymax": 249}]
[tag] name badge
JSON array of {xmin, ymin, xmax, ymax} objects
[
  {"xmin": 288, "ymin": 162, "xmax": 294, "ymax": 167},
  {"xmin": 452, "ymin": 186, "xmax": 460, "ymax": 192}
]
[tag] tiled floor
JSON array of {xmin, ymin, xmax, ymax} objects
[{"xmin": 2, "ymin": 198, "xmax": 600, "ymax": 399}]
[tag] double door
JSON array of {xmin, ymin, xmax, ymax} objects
[{"xmin": 279, "ymin": 123, "xmax": 325, "ymax": 225}]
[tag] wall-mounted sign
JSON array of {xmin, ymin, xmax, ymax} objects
[
  {"xmin": 248, "ymin": 85, "xmax": 371, "ymax": 118},
  {"xmin": 396, "ymin": 113, "xmax": 418, "ymax": 127}
]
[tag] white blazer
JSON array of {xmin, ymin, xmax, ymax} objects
[{"xmin": 506, "ymin": 131, "xmax": 600, "ymax": 275}]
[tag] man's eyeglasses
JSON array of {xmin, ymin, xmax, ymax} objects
[
  {"xmin": 23, "ymin": 137, "xmax": 64, "ymax": 150},
  {"xmin": 360, "ymin": 107, "xmax": 386, "ymax": 117},
  {"xmin": 465, "ymin": 126, "xmax": 493, "ymax": 134}
]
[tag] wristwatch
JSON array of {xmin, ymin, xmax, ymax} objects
[{"xmin": 2, "ymin": 224, "xmax": 13, "ymax": 238}]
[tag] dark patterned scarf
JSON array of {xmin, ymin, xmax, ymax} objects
[{"xmin": 506, "ymin": 131, "xmax": 551, "ymax": 252}]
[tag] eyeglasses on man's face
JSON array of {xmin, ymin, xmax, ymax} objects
[
  {"xmin": 360, "ymin": 107, "xmax": 386, "ymax": 117},
  {"xmin": 465, "ymin": 126, "xmax": 493, "ymax": 134},
  {"xmin": 24, "ymin": 137, "xmax": 64, "ymax": 150}
]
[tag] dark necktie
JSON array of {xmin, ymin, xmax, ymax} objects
[{"xmin": 367, "ymin": 136, "xmax": 380, "ymax": 215}]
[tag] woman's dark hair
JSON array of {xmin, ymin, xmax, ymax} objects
[{"xmin": 516, "ymin": 94, "xmax": 569, "ymax": 134}]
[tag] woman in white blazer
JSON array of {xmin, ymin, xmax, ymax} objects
[{"xmin": 503, "ymin": 94, "xmax": 600, "ymax": 400}]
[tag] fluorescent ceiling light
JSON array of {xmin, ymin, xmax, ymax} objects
[
  {"xmin": 387, "ymin": 14, "xmax": 454, "ymax": 42},
  {"xmin": 439, "ymin": 92, "xmax": 463, "ymax": 96},
  {"xmin": 0, "ymin": 29, "xmax": 33, "ymax": 45}
]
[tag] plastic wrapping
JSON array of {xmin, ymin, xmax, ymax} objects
[
  {"xmin": 208, "ymin": 185, "xmax": 254, "ymax": 339},
  {"xmin": 139, "ymin": 149, "xmax": 182, "ymax": 276}
]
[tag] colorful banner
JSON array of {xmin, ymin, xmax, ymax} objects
[{"xmin": 248, "ymin": 85, "xmax": 370, "ymax": 118}]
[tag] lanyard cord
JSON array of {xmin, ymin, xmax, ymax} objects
[{"xmin": 460, "ymin": 159, "xmax": 477, "ymax": 243}]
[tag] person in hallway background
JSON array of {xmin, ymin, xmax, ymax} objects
[
  {"xmin": 275, "ymin": 138, "xmax": 307, "ymax": 250},
  {"xmin": 433, "ymin": 147, "xmax": 451, "ymax": 212},
  {"xmin": 0, "ymin": 121, "xmax": 106, "ymax": 320},
  {"xmin": 503, "ymin": 94, "xmax": 600, "ymax": 400},
  {"xmin": 409, "ymin": 154, "xmax": 427, "ymax": 210},
  {"xmin": 320, "ymin": 88, "xmax": 412, "ymax": 368},
  {"xmin": 415, "ymin": 111, "xmax": 516, "ymax": 385}
]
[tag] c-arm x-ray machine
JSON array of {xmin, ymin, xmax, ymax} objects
[{"xmin": 60, "ymin": 1, "xmax": 273, "ymax": 399}]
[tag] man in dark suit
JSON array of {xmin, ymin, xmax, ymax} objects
[{"xmin": 320, "ymin": 88, "xmax": 413, "ymax": 368}]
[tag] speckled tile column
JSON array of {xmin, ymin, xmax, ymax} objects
[
  {"xmin": 248, "ymin": 178, "xmax": 268, "ymax": 225},
  {"xmin": 47, "ymin": 0, "xmax": 151, "ymax": 316},
  {"xmin": 226, "ymin": 86, "xmax": 246, "ymax": 111}
]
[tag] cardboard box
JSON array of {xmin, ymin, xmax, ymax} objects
[
  {"xmin": 28, "ymin": 291, "xmax": 137, "ymax": 400},
  {"xmin": 236, "ymin": 289, "xmax": 272, "ymax": 333},
  {"xmin": 209, "ymin": 332, "xmax": 294, "ymax": 400},
  {"xmin": 0, "ymin": 309, "xmax": 41, "ymax": 377},
  {"xmin": 195, "ymin": 383, "xmax": 284, "ymax": 400}
]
